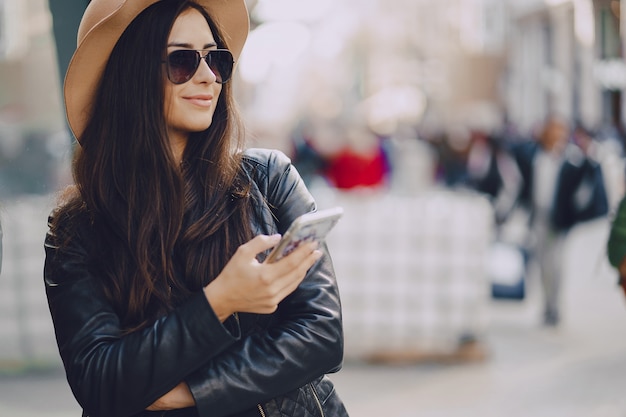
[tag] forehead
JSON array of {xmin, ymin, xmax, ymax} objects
[{"xmin": 168, "ymin": 8, "xmax": 215, "ymax": 45}]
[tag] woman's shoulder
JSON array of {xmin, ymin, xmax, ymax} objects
[
  {"xmin": 47, "ymin": 185, "xmax": 92, "ymax": 242},
  {"xmin": 49, "ymin": 185, "xmax": 84, "ymax": 218},
  {"xmin": 242, "ymin": 147, "xmax": 292, "ymax": 171},
  {"xmin": 241, "ymin": 147, "xmax": 296, "ymax": 186},
  {"xmin": 241, "ymin": 147, "xmax": 314, "ymax": 215}
]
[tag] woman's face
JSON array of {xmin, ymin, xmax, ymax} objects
[{"xmin": 164, "ymin": 8, "xmax": 223, "ymax": 153}]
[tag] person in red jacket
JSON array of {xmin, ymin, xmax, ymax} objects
[{"xmin": 325, "ymin": 125, "xmax": 390, "ymax": 190}]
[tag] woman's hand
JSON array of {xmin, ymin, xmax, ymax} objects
[
  {"xmin": 146, "ymin": 382, "xmax": 195, "ymax": 411},
  {"xmin": 204, "ymin": 234, "xmax": 322, "ymax": 321}
]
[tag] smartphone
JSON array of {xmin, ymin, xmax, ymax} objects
[{"xmin": 265, "ymin": 206, "xmax": 344, "ymax": 263}]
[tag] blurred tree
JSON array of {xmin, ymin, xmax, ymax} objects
[
  {"xmin": 48, "ymin": 0, "xmax": 90, "ymax": 133},
  {"xmin": 48, "ymin": 0, "xmax": 90, "ymax": 84}
]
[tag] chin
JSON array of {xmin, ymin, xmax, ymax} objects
[
  {"xmin": 192, "ymin": 124, "xmax": 212, "ymax": 132},
  {"xmin": 187, "ymin": 120, "xmax": 213, "ymax": 132}
]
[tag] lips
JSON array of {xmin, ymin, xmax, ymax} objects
[{"xmin": 184, "ymin": 94, "xmax": 213, "ymax": 107}]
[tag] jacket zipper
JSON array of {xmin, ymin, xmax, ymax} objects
[
  {"xmin": 256, "ymin": 384, "xmax": 323, "ymax": 417},
  {"xmin": 310, "ymin": 383, "xmax": 325, "ymax": 417}
]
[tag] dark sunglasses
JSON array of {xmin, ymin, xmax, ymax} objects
[{"xmin": 165, "ymin": 49, "xmax": 234, "ymax": 84}]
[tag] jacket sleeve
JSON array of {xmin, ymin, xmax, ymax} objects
[
  {"xmin": 186, "ymin": 149, "xmax": 345, "ymax": 417},
  {"xmin": 44, "ymin": 214, "xmax": 241, "ymax": 417},
  {"xmin": 552, "ymin": 148, "xmax": 609, "ymax": 231}
]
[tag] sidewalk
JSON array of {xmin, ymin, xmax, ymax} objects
[{"xmin": 331, "ymin": 218, "xmax": 626, "ymax": 417}]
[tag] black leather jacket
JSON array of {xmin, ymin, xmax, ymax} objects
[{"xmin": 44, "ymin": 149, "xmax": 349, "ymax": 417}]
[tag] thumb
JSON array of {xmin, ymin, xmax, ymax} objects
[{"xmin": 243, "ymin": 234, "xmax": 282, "ymax": 256}]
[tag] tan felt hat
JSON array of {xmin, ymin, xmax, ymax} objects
[{"xmin": 63, "ymin": 0, "xmax": 249, "ymax": 141}]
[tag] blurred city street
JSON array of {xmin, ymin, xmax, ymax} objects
[
  {"xmin": 3, "ymin": 0, "xmax": 626, "ymax": 416},
  {"xmin": 1, "ymin": 216, "xmax": 625, "ymax": 417}
]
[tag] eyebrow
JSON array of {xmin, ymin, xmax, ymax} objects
[{"xmin": 167, "ymin": 42, "xmax": 217, "ymax": 49}]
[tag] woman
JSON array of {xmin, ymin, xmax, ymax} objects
[{"xmin": 44, "ymin": 1, "xmax": 349, "ymax": 416}]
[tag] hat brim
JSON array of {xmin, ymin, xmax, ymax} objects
[{"xmin": 64, "ymin": 0, "xmax": 249, "ymax": 142}]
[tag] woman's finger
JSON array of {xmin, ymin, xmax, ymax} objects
[
  {"xmin": 265, "ymin": 243, "xmax": 323, "ymax": 291},
  {"xmin": 239, "ymin": 234, "xmax": 282, "ymax": 258}
]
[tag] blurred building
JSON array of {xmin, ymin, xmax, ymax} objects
[
  {"xmin": 0, "ymin": 0, "xmax": 68, "ymax": 197},
  {"xmin": 504, "ymin": 0, "xmax": 626, "ymax": 138},
  {"xmin": 0, "ymin": 0, "xmax": 64, "ymax": 133},
  {"xmin": 240, "ymin": 0, "xmax": 626, "ymax": 149},
  {"xmin": 237, "ymin": 0, "xmax": 509, "ymax": 147},
  {"xmin": 1, "ymin": 0, "xmax": 626, "ymax": 165},
  {"xmin": 505, "ymin": 0, "xmax": 600, "ymax": 129}
]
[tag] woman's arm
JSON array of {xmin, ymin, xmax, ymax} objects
[
  {"xmin": 187, "ymin": 247, "xmax": 343, "ymax": 417},
  {"xmin": 46, "ymin": 211, "xmax": 322, "ymax": 415},
  {"xmin": 146, "ymin": 382, "xmax": 195, "ymax": 411},
  {"xmin": 186, "ymin": 150, "xmax": 345, "ymax": 416},
  {"xmin": 149, "ymin": 236, "xmax": 322, "ymax": 411},
  {"xmin": 44, "ymin": 215, "xmax": 241, "ymax": 417}
]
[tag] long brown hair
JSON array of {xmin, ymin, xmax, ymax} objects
[{"xmin": 52, "ymin": 0, "xmax": 252, "ymax": 332}]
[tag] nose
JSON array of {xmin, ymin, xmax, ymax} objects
[{"xmin": 194, "ymin": 55, "xmax": 217, "ymax": 84}]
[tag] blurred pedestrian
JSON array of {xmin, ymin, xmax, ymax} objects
[
  {"xmin": 49, "ymin": 0, "xmax": 91, "ymax": 146},
  {"xmin": 510, "ymin": 116, "xmax": 609, "ymax": 326},
  {"xmin": 43, "ymin": 1, "xmax": 348, "ymax": 416},
  {"xmin": 289, "ymin": 120, "xmax": 329, "ymax": 186},
  {"xmin": 324, "ymin": 125, "xmax": 390, "ymax": 190},
  {"xmin": 433, "ymin": 129, "xmax": 472, "ymax": 187},
  {"xmin": 466, "ymin": 130, "xmax": 522, "ymax": 223}
]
